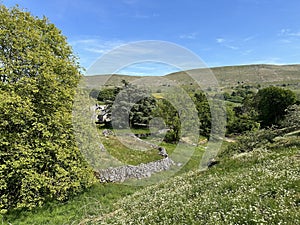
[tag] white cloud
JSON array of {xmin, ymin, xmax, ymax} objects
[
  {"xmin": 86, "ymin": 40, "xmax": 207, "ymax": 76},
  {"xmin": 243, "ymin": 35, "xmax": 256, "ymax": 42},
  {"xmin": 216, "ymin": 38, "xmax": 239, "ymax": 50},
  {"xmin": 277, "ymin": 29, "xmax": 300, "ymax": 46},
  {"xmin": 118, "ymin": 62, "xmax": 179, "ymax": 76},
  {"xmin": 84, "ymin": 48, "xmax": 107, "ymax": 54},
  {"xmin": 69, "ymin": 37, "xmax": 125, "ymax": 69},
  {"xmin": 279, "ymin": 29, "xmax": 300, "ymax": 37},
  {"xmin": 71, "ymin": 38, "xmax": 124, "ymax": 53},
  {"xmin": 224, "ymin": 44, "xmax": 239, "ymax": 50},
  {"xmin": 216, "ymin": 38, "xmax": 225, "ymax": 43},
  {"xmin": 133, "ymin": 13, "xmax": 150, "ymax": 19}
]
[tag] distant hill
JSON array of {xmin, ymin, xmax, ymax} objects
[
  {"xmin": 84, "ymin": 64, "xmax": 300, "ymax": 89},
  {"xmin": 83, "ymin": 74, "xmax": 140, "ymax": 89}
]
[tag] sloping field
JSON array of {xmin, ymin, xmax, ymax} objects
[{"xmin": 85, "ymin": 64, "xmax": 300, "ymax": 89}]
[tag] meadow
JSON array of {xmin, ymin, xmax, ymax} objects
[{"xmin": 2, "ymin": 133, "xmax": 299, "ymax": 224}]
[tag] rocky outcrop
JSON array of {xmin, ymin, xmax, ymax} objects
[{"xmin": 95, "ymin": 157, "xmax": 175, "ymax": 183}]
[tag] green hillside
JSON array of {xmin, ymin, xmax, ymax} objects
[
  {"xmin": 2, "ymin": 63, "xmax": 299, "ymax": 224},
  {"xmin": 4, "ymin": 135, "xmax": 298, "ymax": 224},
  {"xmin": 84, "ymin": 74, "xmax": 141, "ymax": 89},
  {"xmin": 82, "ymin": 137, "xmax": 300, "ymax": 225},
  {"xmin": 85, "ymin": 64, "xmax": 300, "ymax": 89}
]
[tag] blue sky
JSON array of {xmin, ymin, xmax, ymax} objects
[{"xmin": 2, "ymin": 0, "xmax": 300, "ymax": 75}]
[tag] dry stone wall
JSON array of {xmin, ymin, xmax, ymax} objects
[
  {"xmin": 95, "ymin": 129, "xmax": 174, "ymax": 183},
  {"xmin": 95, "ymin": 157, "xmax": 175, "ymax": 183}
]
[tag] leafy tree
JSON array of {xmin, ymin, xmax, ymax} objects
[
  {"xmin": 193, "ymin": 91, "xmax": 211, "ymax": 137},
  {"xmin": 89, "ymin": 88, "xmax": 100, "ymax": 99},
  {"xmin": 97, "ymin": 86, "xmax": 121, "ymax": 102},
  {"xmin": 0, "ymin": 5, "xmax": 94, "ymax": 213},
  {"xmin": 254, "ymin": 86, "xmax": 296, "ymax": 127},
  {"xmin": 111, "ymin": 84, "xmax": 156, "ymax": 129},
  {"xmin": 226, "ymin": 104, "xmax": 259, "ymax": 135},
  {"xmin": 130, "ymin": 97, "xmax": 157, "ymax": 128},
  {"xmin": 153, "ymin": 88, "xmax": 199, "ymax": 144},
  {"xmin": 155, "ymin": 98, "xmax": 181, "ymax": 143},
  {"xmin": 224, "ymin": 86, "xmax": 255, "ymax": 104}
]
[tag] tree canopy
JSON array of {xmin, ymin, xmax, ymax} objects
[
  {"xmin": 110, "ymin": 84, "xmax": 156, "ymax": 129},
  {"xmin": 0, "ymin": 5, "xmax": 94, "ymax": 213},
  {"xmin": 254, "ymin": 86, "xmax": 296, "ymax": 127}
]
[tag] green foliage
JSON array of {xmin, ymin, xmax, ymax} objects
[
  {"xmin": 89, "ymin": 88, "xmax": 100, "ymax": 99},
  {"xmin": 220, "ymin": 128, "xmax": 281, "ymax": 157},
  {"xmin": 226, "ymin": 104, "xmax": 260, "ymax": 135},
  {"xmin": 226, "ymin": 85, "xmax": 256, "ymax": 104},
  {"xmin": 0, "ymin": 5, "xmax": 94, "ymax": 213},
  {"xmin": 279, "ymin": 104, "xmax": 300, "ymax": 131},
  {"xmin": 254, "ymin": 86, "xmax": 296, "ymax": 127},
  {"xmin": 154, "ymin": 98, "xmax": 181, "ymax": 143},
  {"xmin": 111, "ymin": 84, "xmax": 156, "ymax": 129},
  {"xmin": 193, "ymin": 91, "xmax": 211, "ymax": 137},
  {"xmin": 97, "ymin": 87, "xmax": 121, "ymax": 102},
  {"xmin": 227, "ymin": 113, "xmax": 260, "ymax": 135}
]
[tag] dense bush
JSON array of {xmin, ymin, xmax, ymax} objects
[
  {"xmin": 254, "ymin": 86, "xmax": 296, "ymax": 127},
  {"xmin": 220, "ymin": 128, "xmax": 281, "ymax": 157},
  {"xmin": 0, "ymin": 6, "xmax": 94, "ymax": 213},
  {"xmin": 226, "ymin": 104, "xmax": 260, "ymax": 135},
  {"xmin": 97, "ymin": 87, "xmax": 121, "ymax": 102},
  {"xmin": 279, "ymin": 104, "xmax": 300, "ymax": 132}
]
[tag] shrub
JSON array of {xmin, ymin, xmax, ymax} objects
[
  {"xmin": 220, "ymin": 128, "xmax": 281, "ymax": 157},
  {"xmin": 279, "ymin": 104, "xmax": 300, "ymax": 132},
  {"xmin": 254, "ymin": 86, "xmax": 296, "ymax": 127}
]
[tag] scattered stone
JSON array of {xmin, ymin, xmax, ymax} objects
[
  {"xmin": 99, "ymin": 143, "xmax": 106, "ymax": 152},
  {"xmin": 158, "ymin": 147, "xmax": 168, "ymax": 158},
  {"xmin": 207, "ymin": 158, "xmax": 219, "ymax": 168},
  {"xmin": 102, "ymin": 129, "xmax": 114, "ymax": 137}
]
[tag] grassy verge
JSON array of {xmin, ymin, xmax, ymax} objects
[{"xmin": 1, "ymin": 183, "xmax": 142, "ymax": 225}]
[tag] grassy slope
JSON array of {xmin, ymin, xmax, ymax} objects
[
  {"xmin": 2, "ymin": 138, "xmax": 299, "ymax": 224},
  {"xmin": 1, "ymin": 183, "xmax": 142, "ymax": 225},
  {"xmin": 1, "ymin": 139, "xmax": 206, "ymax": 225},
  {"xmin": 85, "ymin": 64, "xmax": 300, "ymax": 88},
  {"xmin": 86, "ymin": 142, "xmax": 300, "ymax": 225}
]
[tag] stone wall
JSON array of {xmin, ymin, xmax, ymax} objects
[
  {"xmin": 94, "ymin": 157, "xmax": 175, "ymax": 183},
  {"xmin": 95, "ymin": 130, "xmax": 173, "ymax": 183}
]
